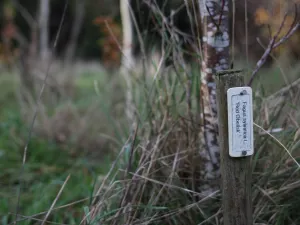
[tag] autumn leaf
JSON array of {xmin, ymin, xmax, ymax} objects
[{"xmin": 255, "ymin": 7, "xmax": 270, "ymax": 25}]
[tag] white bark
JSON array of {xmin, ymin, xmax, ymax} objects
[
  {"xmin": 39, "ymin": 0, "xmax": 50, "ymax": 62},
  {"xmin": 120, "ymin": 0, "xmax": 135, "ymax": 124},
  {"xmin": 64, "ymin": 0, "xmax": 86, "ymax": 63},
  {"xmin": 198, "ymin": 0, "xmax": 230, "ymax": 192},
  {"xmin": 120, "ymin": 0, "xmax": 134, "ymax": 70}
]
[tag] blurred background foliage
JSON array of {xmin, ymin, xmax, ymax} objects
[
  {"xmin": 0, "ymin": 0, "xmax": 300, "ymax": 224},
  {"xmin": 0, "ymin": 0, "xmax": 299, "ymax": 70}
]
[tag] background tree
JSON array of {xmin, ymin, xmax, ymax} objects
[
  {"xmin": 120, "ymin": 0, "xmax": 135, "ymax": 125},
  {"xmin": 198, "ymin": 0, "xmax": 230, "ymax": 190},
  {"xmin": 39, "ymin": 0, "xmax": 50, "ymax": 62},
  {"xmin": 64, "ymin": 0, "xmax": 86, "ymax": 64}
]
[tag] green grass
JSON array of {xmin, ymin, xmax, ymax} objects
[
  {"xmin": 82, "ymin": 60, "xmax": 300, "ymax": 224},
  {"xmin": 0, "ymin": 58, "xmax": 300, "ymax": 224},
  {"xmin": 0, "ymin": 69, "xmax": 119, "ymax": 224}
]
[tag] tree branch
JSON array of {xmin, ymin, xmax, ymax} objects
[{"xmin": 247, "ymin": 5, "xmax": 300, "ymax": 87}]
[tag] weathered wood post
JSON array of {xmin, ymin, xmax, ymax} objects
[{"xmin": 216, "ymin": 70, "xmax": 253, "ymax": 225}]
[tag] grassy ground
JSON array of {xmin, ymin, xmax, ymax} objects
[
  {"xmin": 0, "ymin": 65, "xmax": 124, "ymax": 224},
  {"xmin": 0, "ymin": 59, "xmax": 299, "ymax": 224}
]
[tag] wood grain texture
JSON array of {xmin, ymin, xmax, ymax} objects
[{"xmin": 216, "ymin": 70, "xmax": 253, "ymax": 225}]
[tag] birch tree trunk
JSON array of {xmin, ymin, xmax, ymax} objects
[
  {"xmin": 39, "ymin": 0, "xmax": 50, "ymax": 62},
  {"xmin": 120, "ymin": 0, "xmax": 135, "ymax": 124},
  {"xmin": 64, "ymin": 0, "xmax": 86, "ymax": 64},
  {"xmin": 198, "ymin": 0, "xmax": 230, "ymax": 190}
]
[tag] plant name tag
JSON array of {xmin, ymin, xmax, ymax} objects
[{"xmin": 227, "ymin": 87, "xmax": 254, "ymax": 157}]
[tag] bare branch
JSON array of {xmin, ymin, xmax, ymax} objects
[
  {"xmin": 248, "ymin": 7, "xmax": 300, "ymax": 86},
  {"xmin": 11, "ymin": 0, "xmax": 38, "ymax": 29}
]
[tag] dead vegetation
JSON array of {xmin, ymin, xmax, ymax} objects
[
  {"xmin": 3, "ymin": 0, "xmax": 300, "ymax": 224},
  {"xmin": 85, "ymin": 88, "xmax": 300, "ymax": 224},
  {"xmin": 84, "ymin": 1, "xmax": 300, "ymax": 224}
]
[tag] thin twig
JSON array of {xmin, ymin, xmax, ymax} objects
[
  {"xmin": 12, "ymin": 214, "xmax": 70, "ymax": 225},
  {"xmin": 247, "ymin": 7, "xmax": 300, "ymax": 86},
  {"xmin": 9, "ymin": 197, "xmax": 91, "ymax": 224},
  {"xmin": 254, "ymin": 122, "xmax": 300, "ymax": 168},
  {"xmin": 41, "ymin": 175, "xmax": 71, "ymax": 225},
  {"xmin": 264, "ymin": 77, "xmax": 300, "ymax": 103},
  {"xmin": 13, "ymin": 1, "xmax": 69, "ymax": 224}
]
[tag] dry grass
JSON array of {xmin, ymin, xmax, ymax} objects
[
  {"xmin": 83, "ymin": 1, "xmax": 300, "ymax": 223},
  {"xmin": 86, "ymin": 116, "xmax": 300, "ymax": 224},
  {"xmin": 16, "ymin": 60, "xmax": 126, "ymax": 157},
  {"xmin": 4, "ymin": 0, "xmax": 300, "ymax": 224},
  {"xmin": 82, "ymin": 61, "xmax": 300, "ymax": 224}
]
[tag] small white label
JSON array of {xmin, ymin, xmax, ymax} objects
[{"xmin": 227, "ymin": 87, "xmax": 254, "ymax": 157}]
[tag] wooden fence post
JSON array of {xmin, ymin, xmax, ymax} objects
[{"xmin": 216, "ymin": 70, "xmax": 253, "ymax": 225}]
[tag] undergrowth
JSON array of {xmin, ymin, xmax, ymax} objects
[
  {"xmin": 85, "ymin": 60, "xmax": 300, "ymax": 224},
  {"xmin": 0, "ymin": 65, "xmax": 122, "ymax": 224},
  {"xmin": 0, "ymin": 58, "xmax": 300, "ymax": 224}
]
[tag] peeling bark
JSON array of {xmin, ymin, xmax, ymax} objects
[{"xmin": 198, "ymin": 0, "xmax": 230, "ymax": 189}]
